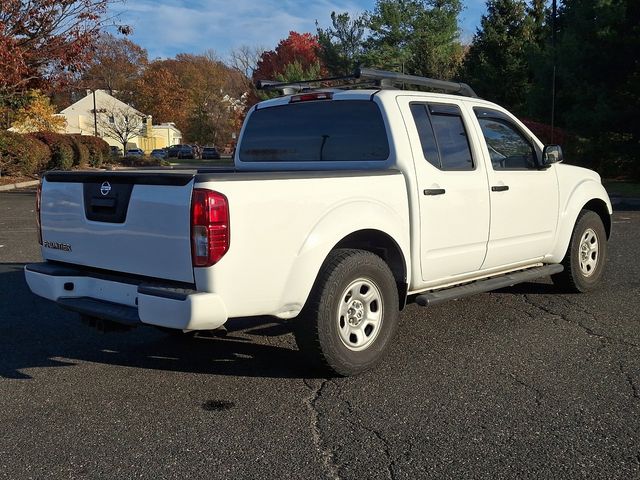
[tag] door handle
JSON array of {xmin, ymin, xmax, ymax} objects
[
  {"xmin": 424, "ymin": 188, "xmax": 446, "ymax": 196},
  {"xmin": 491, "ymin": 185, "xmax": 509, "ymax": 192}
]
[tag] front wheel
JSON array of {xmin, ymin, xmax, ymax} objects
[
  {"xmin": 552, "ymin": 209, "xmax": 608, "ymax": 293},
  {"xmin": 294, "ymin": 249, "xmax": 399, "ymax": 376}
]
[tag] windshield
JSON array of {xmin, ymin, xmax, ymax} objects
[{"xmin": 239, "ymin": 100, "xmax": 389, "ymax": 162}]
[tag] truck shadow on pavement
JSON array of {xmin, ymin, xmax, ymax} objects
[{"xmin": 0, "ymin": 263, "xmax": 323, "ymax": 380}]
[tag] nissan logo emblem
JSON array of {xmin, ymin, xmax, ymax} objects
[{"xmin": 100, "ymin": 181, "xmax": 112, "ymax": 196}]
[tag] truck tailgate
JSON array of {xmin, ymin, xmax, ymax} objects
[{"xmin": 40, "ymin": 171, "xmax": 196, "ymax": 283}]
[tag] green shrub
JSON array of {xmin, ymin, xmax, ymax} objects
[
  {"xmin": 50, "ymin": 143, "xmax": 74, "ymax": 170},
  {"xmin": 0, "ymin": 130, "xmax": 50, "ymax": 176},
  {"xmin": 30, "ymin": 132, "xmax": 75, "ymax": 170},
  {"xmin": 69, "ymin": 136, "xmax": 90, "ymax": 167},
  {"xmin": 72, "ymin": 135, "xmax": 110, "ymax": 168},
  {"xmin": 89, "ymin": 150, "xmax": 103, "ymax": 168}
]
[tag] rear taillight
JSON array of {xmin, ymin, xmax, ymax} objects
[
  {"xmin": 36, "ymin": 180, "xmax": 42, "ymax": 245},
  {"xmin": 190, "ymin": 189, "xmax": 229, "ymax": 267}
]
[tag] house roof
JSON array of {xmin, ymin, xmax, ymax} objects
[{"xmin": 60, "ymin": 89, "xmax": 145, "ymax": 117}]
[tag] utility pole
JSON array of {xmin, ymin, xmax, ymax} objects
[
  {"xmin": 551, "ymin": 0, "xmax": 557, "ymax": 143},
  {"xmin": 92, "ymin": 89, "xmax": 98, "ymax": 137}
]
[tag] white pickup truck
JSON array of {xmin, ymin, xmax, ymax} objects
[{"xmin": 25, "ymin": 69, "xmax": 612, "ymax": 376}]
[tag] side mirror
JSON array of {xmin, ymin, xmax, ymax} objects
[{"xmin": 542, "ymin": 145, "xmax": 563, "ymax": 166}]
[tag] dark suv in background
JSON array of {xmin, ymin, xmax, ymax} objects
[
  {"xmin": 177, "ymin": 145, "xmax": 195, "ymax": 159},
  {"xmin": 167, "ymin": 144, "xmax": 193, "ymax": 159},
  {"xmin": 201, "ymin": 146, "xmax": 221, "ymax": 160}
]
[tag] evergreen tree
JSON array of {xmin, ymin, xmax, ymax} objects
[
  {"xmin": 528, "ymin": 0, "xmax": 547, "ymax": 39},
  {"xmin": 462, "ymin": 0, "xmax": 536, "ymax": 112},
  {"xmin": 364, "ymin": 0, "xmax": 463, "ymax": 80},
  {"xmin": 546, "ymin": 0, "xmax": 640, "ymax": 176},
  {"xmin": 316, "ymin": 12, "xmax": 368, "ymax": 76}
]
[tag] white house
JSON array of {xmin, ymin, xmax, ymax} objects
[{"xmin": 59, "ymin": 90, "xmax": 182, "ymax": 152}]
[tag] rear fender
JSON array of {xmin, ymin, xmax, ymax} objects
[{"xmin": 277, "ymin": 200, "xmax": 410, "ymax": 318}]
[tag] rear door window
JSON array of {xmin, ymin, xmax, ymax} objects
[
  {"xmin": 239, "ymin": 100, "xmax": 389, "ymax": 162},
  {"xmin": 410, "ymin": 103, "xmax": 474, "ymax": 171}
]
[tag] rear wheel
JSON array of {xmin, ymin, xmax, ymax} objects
[
  {"xmin": 294, "ymin": 249, "xmax": 399, "ymax": 376},
  {"xmin": 552, "ymin": 210, "xmax": 608, "ymax": 292}
]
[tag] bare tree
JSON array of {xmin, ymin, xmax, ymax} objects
[
  {"xmin": 229, "ymin": 45, "xmax": 265, "ymax": 80},
  {"xmin": 96, "ymin": 102, "xmax": 145, "ymax": 155}
]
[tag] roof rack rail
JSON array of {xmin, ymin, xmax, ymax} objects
[
  {"xmin": 255, "ymin": 67, "xmax": 478, "ymax": 98},
  {"xmin": 255, "ymin": 74, "xmax": 356, "ymax": 95},
  {"xmin": 355, "ymin": 67, "xmax": 477, "ymax": 98}
]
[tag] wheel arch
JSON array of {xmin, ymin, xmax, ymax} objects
[
  {"xmin": 548, "ymin": 181, "xmax": 612, "ymax": 264},
  {"xmin": 583, "ymin": 198, "xmax": 611, "ymax": 239},
  {"xmin": 333, "ymin": 229, "xmax": 409, "ymax": 309},
  {"xmin": 278, "ymin": 199, "xmax": 411, "ymax": 319}
]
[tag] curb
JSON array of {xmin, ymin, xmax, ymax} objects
[
  {"xmin": 0, "ymin": 179, "xmax": 39, "ymax": 192},
  {"xmin": 610, "ymin": 196, "xmax": 640, "ymax": 210}
]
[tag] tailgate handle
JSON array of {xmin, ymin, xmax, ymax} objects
[
  {"xmin": 90, "ymin": 197, "xmax": 116, "ymax": 208},
  {"xmin": 83, "ymin": 182, "xmax": 132, "ymax": 223}
]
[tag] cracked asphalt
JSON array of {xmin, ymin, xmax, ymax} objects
[{"xmin": 1, "ymin": 188, "xmax": 639, "ymax": 479}]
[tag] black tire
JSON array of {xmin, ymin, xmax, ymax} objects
[
  {"xmin": 294, "ymin": 249, "xmax": 400, "ymax": 376},
  {"xmin": 552, "ymin": 209, "xmax": 608, "ymax": 293}
]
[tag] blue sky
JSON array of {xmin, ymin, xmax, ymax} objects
[{"xmin": 112, "ymin": 0, "xmax": 487, "ymax": 61}]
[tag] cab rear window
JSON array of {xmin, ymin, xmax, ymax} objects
[{"xmin": 239, "ymin": 100, "xmax": 390, "ymax": 162}]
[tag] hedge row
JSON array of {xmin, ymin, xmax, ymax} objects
[
  {"xmin": 72, "ymin": 134, "xmax": 112, "ymax": 168},
  {"xmin": 0, "ymin": 131, "xmax": 51, "ymax": 176},
  {"xmin": 0, "ymin": 131, "xmax": 111, "ymax": 176}
]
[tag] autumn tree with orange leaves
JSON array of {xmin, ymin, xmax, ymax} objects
[{"xmin": 134, "ymin": 53, "xmax": 246, "ymax": 146}]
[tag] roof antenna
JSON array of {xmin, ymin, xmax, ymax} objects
[{"xmin": 551, "ymin": 0, "xmax": 557, "ymax": 144}]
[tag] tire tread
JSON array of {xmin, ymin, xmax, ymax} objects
[
  {"xmin": 295, "ymin": 248, "xmax": 398, "ymax": 376},
  {"xmin": 552, "ymin": 209, "xmax": 607, "ymax": 293}
]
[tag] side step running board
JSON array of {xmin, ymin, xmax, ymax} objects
[{"xmin": 415, "ymin": 264, "xmax": 564, "ymax": 307}]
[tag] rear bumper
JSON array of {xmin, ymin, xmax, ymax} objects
[{"xmin": 24, "ymin": 263, "xmax": 228, "ymax": 331}]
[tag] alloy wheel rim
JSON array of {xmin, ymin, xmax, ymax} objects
[{"xmin": 337, "ymin": 278, "xmax": 383, "ymax": 351}]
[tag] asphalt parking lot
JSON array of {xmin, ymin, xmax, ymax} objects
[{"xmin": 1, "ymin": 188, "xmax": 639, "ymax": 480}]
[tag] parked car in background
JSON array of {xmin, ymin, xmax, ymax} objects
[
  {"xmin": 167, "ymin": 144, "xmax": 190, "ymax": 158},
  {"xmin": 126, "ymin": 148, "xmax": 145, "ymax": 157},
  {"xmin": 176, "ymin": 145, "xmax": 195, "ymax": 159},
  {"xmin": 150, "ymin": 149, "xmax": 168, "ymax": 159},
  {"xmin": 201, "ymin": 146, "xmax": 221, "ymax": 160},
  {"xmin": 109, "ymin": 146, "xmax": 123, "ymax": 157},
  {"xmin": 167, "ymin": 144, "xmax": 183, "ymax": 158}
]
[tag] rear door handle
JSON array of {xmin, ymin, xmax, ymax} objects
[
  {"xmin": 424, "ymin": 188, "xmax": 446, "ymax": 196},
  {"xmin": 491, "ymin": 185, "xmax": 509, "ymax": 192}
]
